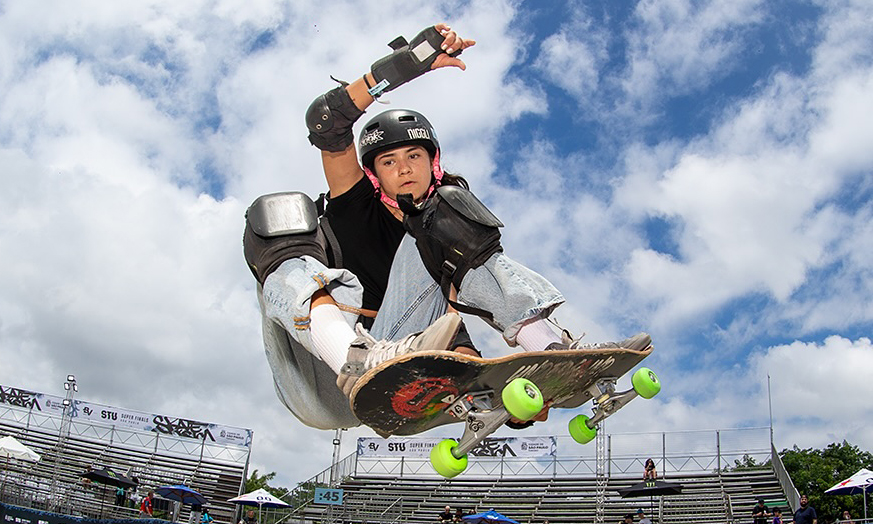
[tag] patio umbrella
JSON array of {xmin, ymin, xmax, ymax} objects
[
  {"xmin": 826, "ymin": 468, "xmax": 873, "ymax": 522},
  {"xmin": 0, "ymin": 436, "xmax": 41, "ymax": 462},
  {"xmin": 156, "ymin": 485, "xmax": 208, "ymax": 506},
  {"xmin": 228, "ymin": 488, "xmax": 289, "ymax": 523},
  {"xmin": 462, "ymin": 510, "xmax": 520, "ymax": 524},
  {"xmin": 618, "ymin": 479, "xmax": 684, "ymax": 517},
  {"xmin": 0, "ymin": 436, "xmax": 41, "ymax": 495},
  {"xmin": 81, "ymin": 466, "xmax": 138, "ymax": 517}
]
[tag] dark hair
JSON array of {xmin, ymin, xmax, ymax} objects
[{"xmin": 439, "ymin": 172, "xmax": 469, "ymax": 190}]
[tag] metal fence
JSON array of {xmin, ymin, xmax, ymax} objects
[{"xmin": 352, "ymin": 427, "xmax": 772, "ymax": 479}]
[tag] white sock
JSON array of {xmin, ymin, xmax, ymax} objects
[
  {"xmin": 310, "ymin": 304, "xmax": 357, "ymax": 374},
  {"xmin": 515, "ymin": 318, "xmax": 562, "ymax": 352}
]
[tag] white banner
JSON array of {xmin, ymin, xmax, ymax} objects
[
  {"xmin": 357, "ymin": 436, "xmax": 556, "ymax": 458},
  {"xmin": 0, "ymin": 384, "xmax": 252, "ymax": 448}
]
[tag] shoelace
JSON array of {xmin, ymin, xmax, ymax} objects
[{"xmin": 353, "ymin": 324, "xmax": 419, "ymax": 368}]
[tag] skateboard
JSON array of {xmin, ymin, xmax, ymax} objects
[{"xmin": 350, "ymin": 346, "xmax": 661, "ymax": 478}]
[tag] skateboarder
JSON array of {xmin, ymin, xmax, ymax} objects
[{"xmin": 244, "ymin": 22, "xmax": 650, "ymax": 430}]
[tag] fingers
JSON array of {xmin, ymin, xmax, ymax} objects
[{"xmin": 436, "ymin": 23, "xmax": 476, "ymax": 56}]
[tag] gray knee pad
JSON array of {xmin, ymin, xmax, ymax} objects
[
  {"xmin": 243, "ymin": 192, "xmax": 328, "ymax": 284},
  {"xmin": 400, "ymin": 185, "xmax": 504, "ymax": 295}
]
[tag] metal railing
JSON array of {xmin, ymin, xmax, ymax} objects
[
  {"xmin": 770, "ymin": 443, "xmax": 799, "ymax": 513},
  {"xmin": 352, "ymin": 428, "xmax": 772, "ymax": 479}
]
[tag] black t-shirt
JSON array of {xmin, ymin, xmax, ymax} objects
[
  {"xmin": 323, "ymin": 176, "xmax": 406, "ymax": 311},
  {"xmin": 753, "ymin": 504, "xmax": 768, "ymax": 524}
]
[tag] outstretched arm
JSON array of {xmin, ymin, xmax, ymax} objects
[{"xmin": 306, "ymin": 23, "xmax": 475, "ymax": 198}]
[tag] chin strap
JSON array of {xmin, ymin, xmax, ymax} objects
[{"xmin": 365, "ymin": 150, "xmax": 444, "ymax": 209}]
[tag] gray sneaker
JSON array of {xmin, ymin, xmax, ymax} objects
[
  {"xmin": 336, "ymin": 312, "xmax": 462, "ymax": 397},
  {"xmin": 546, "ymin": 332, "xmax": 652, "ymax": 351}
]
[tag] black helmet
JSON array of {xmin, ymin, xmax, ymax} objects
[{"xmin": 359, "ymin": 109, "xmax": 439, "ymax": 170}]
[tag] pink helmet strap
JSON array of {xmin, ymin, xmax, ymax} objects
[{"xmin": 365, "ymin": 149, "xmax": 443, "ymax": 210}]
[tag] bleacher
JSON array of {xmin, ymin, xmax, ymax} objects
[
  {"xmin": 292, "ymin": 466, "xmax": 789, "ymax": 524},
  {"xmin": 1, "ymin": 400, "xmax": 249, "ymax": 523}
]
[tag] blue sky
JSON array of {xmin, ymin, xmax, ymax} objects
[{"xmin": 1, "ymin": 0, "xmax": 872, "ymax": 487}]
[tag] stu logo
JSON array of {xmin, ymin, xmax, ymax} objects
[{"xmin": 406, "ymin": 128, "xmax": 430, "ymax": 140}]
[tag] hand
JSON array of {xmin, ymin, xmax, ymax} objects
[
  {"xmin": 432, "ymin": 23, "xmax": 476, "ymax": 70},
  {"xmin": 509, "ymin": 401, "xmax": 553, "ymax": 424}
]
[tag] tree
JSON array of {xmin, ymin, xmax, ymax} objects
[
  {"xmin": 780, "ymin": 441, "xmax": 873, "ymax": 522},
  {"xmin": 244, "ymin": 469, "xmax": 288, "ymax": 500},
  {"xmin": 728, "ymin": 454, "xmax": 771, "ymax": 471}
]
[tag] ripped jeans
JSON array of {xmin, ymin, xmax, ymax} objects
[{"xmin": 262, "ymin": 234, "xmax": 564, "ymax": 351}]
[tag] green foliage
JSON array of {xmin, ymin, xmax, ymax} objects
[
  {"xmin": 779, "ymin": 441, "xmax": 873, "ymax": 522},
  {"xmin": 728, "ymin": 454, "xmax": 772, "ymax": 471},
  {"xmin": 244, "ymin": 470, "xmax": 289, "ymax": 500}
]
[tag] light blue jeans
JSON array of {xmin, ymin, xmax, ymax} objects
[{"xmin": 262, "ymin": 234, "xmax": 565, "ymax": 351}]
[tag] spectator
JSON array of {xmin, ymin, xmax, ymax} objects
[
  {"xmin": 793, "ymin": 495, "xmax": 817, "ymax": 524},
  {"xmin": 439, "ymin": 506, "xmax": 453, "ymax": 523},
  {"xmin": 115, "ymin": 486, "xmax": 127, "ymax": 507},
  {"xmin": 637, "ymin": 509, "xmax": 652, "ymax": 524},
  {"xmin": 453, "ymin": 508, "xmax": 465, "ymax": 523},
  {"xmin": 139, "ymin": 490, "xmax": 154, "ymax": 518},
  {"xmin": 623, "ymin": 514, "xmax": 635, "ymax": 524},
  {"xmin": 772, "ymin": 508, "xmax": 783, "ymax": 524},
  {"xmin": 643, "ymin": 459, "xmax": 657, "ymax": 480},
  {"xmin": 240, "ymin": 509, "xmax": 257, "ymax": 524},
  {"xmin": 839, "ymin": 510, "xmax": 853, "ymax": 524},
  {"xmin": 753, "ymin": 498, "xmax": 770, "ymax": 524},
  {"xmin": 201, "ymin": 508, "xmax": 214, "ymax": 524}
]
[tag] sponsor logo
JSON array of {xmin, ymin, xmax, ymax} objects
[
  {"xmin": 360, "ymin": 129, "xmax": 384, "ymax": 147},
  {"xmin": 0, "ymin": 386, "xmax": 41, "ymax": 410},
  {"xmin": 406, "ymin": 128, "xmax": 430, "ymax": 140},
  {"xmin": 391, "ymin": 378, "xmax": 458, "ymax": 419}
]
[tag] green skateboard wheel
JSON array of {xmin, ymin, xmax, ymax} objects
[
  {"xmin": 569, "ymin": 414, "xmax": 597, "ymax": 444},
  {"xmin": 502, "ymin": 377, "xmax": 544, "ymax": 421},
  {"xmin": 631, "ymin": 367, "xmax": 661, "ymax": 399},
  {"xmin": 430, "ymin": 439, "xmax": 468, "ymax": 478}
]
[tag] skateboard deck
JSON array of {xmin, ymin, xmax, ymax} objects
[{"xmin": 350, "ymin": 346, "xmax": 655, "ymax": 438}]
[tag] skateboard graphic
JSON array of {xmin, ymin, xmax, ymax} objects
[{"xmin": 350, "ymin": 346, "xmax": 661, "ymax": 478}]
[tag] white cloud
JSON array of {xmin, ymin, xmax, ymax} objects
[
  {"xmin": 621, "ymin": 0, "xmax": 765, "ymax": 111},
  {"xmin": 534, "ymin": 6, "xmax": 609, "ymax": 104}
]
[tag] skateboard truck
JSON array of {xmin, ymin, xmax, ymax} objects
[
  {"xmin": 569, "ymin": 369, "xmax": 662, "ymax": 444},
  {"xmin": 444, "ymin": 389, "xmax": 512, "ymax": 458},
  {"xmin": 583, "ymin": 377, "xmax": 639, "ymax": 427}
]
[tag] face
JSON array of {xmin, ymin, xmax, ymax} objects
[
  {"xmin": 372, "ymin": 145, "xmax": 433, "ymax": 202},
  {"xmin": 800, "ymin": 496, "xmax": 808, "ymax": 507}
]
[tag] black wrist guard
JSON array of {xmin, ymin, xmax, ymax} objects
[
  {"xmin": 369, "ymin": 26, "xmax": 461, "ymax": 97},
  {"xmin": 306, "ymin": 84, "xmax": 365, "ymax": 152}
]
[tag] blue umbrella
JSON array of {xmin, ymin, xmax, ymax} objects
[
  {"xmin": 462, "ymin": 510, "xmax": 520, "ymax": 524},
  {"xmin": 156, "ymin": 485, "xmax": 209, "ymax": 506}
]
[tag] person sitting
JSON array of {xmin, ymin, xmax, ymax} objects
[
  {"xmin": 453, "ymin": 508, "xmax": 465, "ymax": 523},
  {"xmin": 439, "ymin": 506, "xmax": 453, "ymax": 523},
  {"xmin": 643, "ymin": 458, "xmax": 657, "ymax": 480}
]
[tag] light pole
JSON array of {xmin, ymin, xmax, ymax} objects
[
  {"xmin": 50, "ymin": 375, "xmax": 78, "ymax": 509},
  {"xmin": 329, "ymin": 428, "xmax": 346, "ymax": 487}
]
